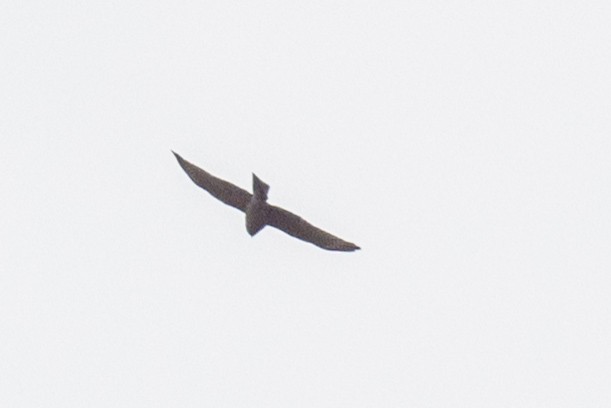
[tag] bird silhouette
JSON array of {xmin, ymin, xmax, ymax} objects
[{"xmin": 172, "ymin": 151, "xmax": 360, "ymax": 252}]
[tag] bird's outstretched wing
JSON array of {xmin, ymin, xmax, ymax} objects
[
  {"xmin": 173, "ymin": 151, "xmax": 252, "ymax": 212},
  {"xmin": 265, "ymin": 205, "xmax": 360, "ymax": 251}
]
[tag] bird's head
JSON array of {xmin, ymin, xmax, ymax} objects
[{"xmin": 252, "ymin": 173, "xmax": 269, "ymax": 201}]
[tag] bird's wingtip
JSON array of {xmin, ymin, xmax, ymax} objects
[{"xmin": 330, "ymin": 242, "xmax": 360, "ymax": 252}]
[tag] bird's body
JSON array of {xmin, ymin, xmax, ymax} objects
[
  {"xmin": 245, "ymin": 197, "xmax": 268, "ymax": 236},
  {"xmin": 172, "ymin": 151, "xmax": 360, "ymax": 252}
]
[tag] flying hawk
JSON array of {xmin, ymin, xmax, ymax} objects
[{"xmin": 173, "ymin": 151, "xmax": 360, "ymax": 252}]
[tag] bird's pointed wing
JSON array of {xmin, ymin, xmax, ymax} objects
[
  {"xmin": 265, "ymin": 205, "xmax": 360, "ymax": 251},
  {"xmin": 173, "ymin": 151, "xmax": 252, "ymax": 212}
]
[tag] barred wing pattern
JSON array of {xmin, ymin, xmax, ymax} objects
[
  {"xmin": 172, "ymin": 151, "xmax": 252, "ymax": 212},
  {"xmin": 266, "ymin": 205, "xmax": 360, "ymax": 252}
]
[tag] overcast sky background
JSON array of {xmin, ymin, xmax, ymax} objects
[{"xmin": 2, "ymin": 1, "xmax": 610, "ymax": 407}]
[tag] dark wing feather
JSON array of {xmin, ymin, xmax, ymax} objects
[
  {"xmin": 173, "ymin": 151, "xmax": 252, "ymax": 212},
  {"xmin": 266, "ymin": 205, "xmax": 360, "ymax": 251}
]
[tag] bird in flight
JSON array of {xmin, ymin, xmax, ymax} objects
[{"xmin": 172, "ymin": 151, "xmax": 360, "ymax": 252}]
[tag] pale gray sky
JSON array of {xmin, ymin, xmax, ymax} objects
[{"xmin": 2, "ymin": 1, "xmax": 610, "ymax": 407}]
